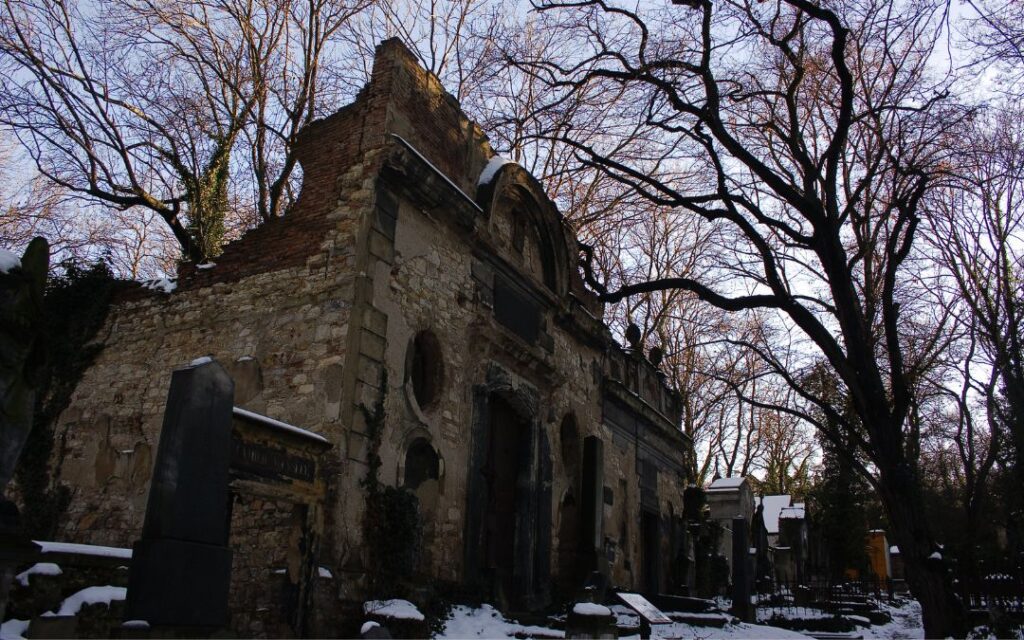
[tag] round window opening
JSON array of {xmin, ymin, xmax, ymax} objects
[{"xmin": 408, "ymin": 330, "xmax": 444, "ymax": 411}]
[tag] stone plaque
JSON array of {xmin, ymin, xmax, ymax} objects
[
  {"xmin": 229, "ymin": 407, "xmax": 332, "ymax": 499},
  {"xmin": 231, "ymin": 439, "xmax": 316, "ymax": 483},
  {"xmin": 615, "ymin": 592, "xmax": 672, "ymax": 625}
]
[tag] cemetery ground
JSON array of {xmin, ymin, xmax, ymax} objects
[{"xmin": 0, "ymin": 548, "xmax": 962, "ymax": 640}]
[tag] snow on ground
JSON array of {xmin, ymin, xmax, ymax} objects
[
  {"xmin": 758, "ymin": 599, "xmax": 924, "ymax": 639},
  {"xmin": 860, "ymin": 600, "xmax": 925, "ymax": 640},
  {"xmin": 364, "ymin": 598, "xmax": 425, "ymax": 621},
  {"xmin": 438, "ymin": 604, "xmax": 814, "ymax": 639},
  {"xmin": 627, "ymin": 620, "xmax": 815, "ymax": 639},
  {"xmin": 439, "ymin": 604, "xmax": 564, "ymax": 638},
  {"xmin": 0, "ymin": 618, "xmax": 29, "ymax": 640},
  {"xmin": 14, "ymin": 562, "xmax": 62, "ymax": 587}
]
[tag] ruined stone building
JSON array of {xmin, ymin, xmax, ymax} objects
[{"xmin": 50, "ymin": 39, "xmax": 692, "ymax": 635}]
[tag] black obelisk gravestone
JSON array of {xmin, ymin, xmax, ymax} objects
[
  {"xmin": 124, "ymin": 359, "xmax": 234, "ymax": 629},
  {"xmin": 731, "ymin": 516, "xmax": 753, "ymax": 623}
]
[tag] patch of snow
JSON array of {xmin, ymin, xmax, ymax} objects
[
  {"xmin": 360, "ymin": 621, "xmax": 380, "ymax": 635},
  {"xmin": 34, "ymin": 540, "xmax": 132, "ymax": 560},
  {"xmin": 48, "ymin": 585, "xmax": 127, "ymax": 617},
  {"xmin": 140, "ymin": 277, "xmax": 177, "ymax": 294},
  {"xmin": 624, "ymin": 620, "xmax": 814, "ymax": 639},
  {"xmin": 190, "ymin": 356, "xmax": 213, "ymax": 366},
  {"xmin": 318, "ymin": 566, "xmax": 333, "ymax": 578},
  {"xmin": 237, "ymin": 355, "xmax": 255, "ymax": 362},
  {"xmin": 0, "ymin": 618, "xmax": 29, "ymax": 640},
  {"xmin": 859, "ymin": 599, "xmax": 925, "ymax": 639},
  {"xmin": 707, "ymin": 476, "xmax": 746, "ymax": 491},
  {"xmin": 573, "ymin": 602, "xmax": 611, "ymax": 617},
  {"xmin": 609, "ymin": 604, "xmax": 639, "ymax": 626},
  {"xmin": 364, "ymin": 599, "xmax": 425, "ymax": 621},
  {"xmin": 757, "ymin": 608, "xmax": 835, "ymax": 622},
  {"xmin": 196, "ymin": 262, "xmax": 216, "ymax": 270},
  {"xmin": 779, "ymin": 505, "xmax": 806, "ymax": 519},
  {"xmin": 233, "ymin": 406, "xmax": 329, "ymax": 445},
  {"xmin": 890, "ymin": 545, "xmax": 900, "ymax": 554},
  {"xmin": 122, "ymin": 621, "xmax": 150, "ymax": 630},
  {"xmin": 438, "ymin": 604, "xmax": 564, "ymax": 639},
  {"xmin": 0, "ymin": 248, "xmax": 21, "ymax": 274},
  {"xmin": 15, "ymin": 562, "xmax": 62, "ymax": 587},
  {"xmin": 478, "ymin": 155, "xmax": 515, "ymax": 187},
  {"xmin": 390, "ymin": 135, "xmax": 482, "ymax": 213},
  {"xmin": 756, "ymin": 495, "xmax": 792, "ymax": 534},
  {"xmin": 929, "ymin": 551, "xmax": 942, "ymax": 560}
]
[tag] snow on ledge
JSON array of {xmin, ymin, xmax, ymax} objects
[
  {"xmin": 0, "ymin": 618, "xmax": 29, "ymax": 640},
  {"xmin": 364, "ymin": 598, "xmax": 425, "ymax": 621},
  {"xmin": 0, "ymin": 248, "xmax": 21, "ymax": 273},
  {"xmin": 34, "ymin": 540, "xmax": 132, "ymax": 560},
  {"xmin": 15, "ymin": 562, "xmax": 62, "ymax": 587},
  {"xmin": 140, "ymin": 277, "xmax": 177, "ymax": 294},
  {"xmin": 45, "ymin": 585, "xmax": 127, "ymax": 617},
  {"xmin": 478, "ymin": 155, "xmax": 516, "ymax": 187},
  {"xmin": 233, "ymin": 406, "xmax": 330, "ymax": 445},
  {"xmin": 360, "ymin": 621, "xmax": 380, "ymax": 635},
  {"xmin": 572, "ymin": 602, "xmax": 612, "ymax": 617},
  {"xmin": 390, "ymin": 135, "xmax": 482, "ymax": 213}
]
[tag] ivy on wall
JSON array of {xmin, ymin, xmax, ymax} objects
[
  {"xmin": 359, "ymin": 370, "xmax": 423, "ymax": 596},
  {"xmin": 15, "ymin": 260, "xmax": 117, "ymax": 538}
]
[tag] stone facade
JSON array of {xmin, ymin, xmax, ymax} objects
[{"xmin": 49, "ymin": 39, "xmax": 692, "ymax": 635}]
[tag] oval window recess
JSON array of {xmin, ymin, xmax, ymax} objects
[{"xmin": 407, "ymin": 330, "xmax": 444, "ymax": 412}]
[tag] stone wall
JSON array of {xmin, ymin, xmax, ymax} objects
[{"xmin": 48, "ymin": 37, "xmax": 693, "ymax": 636}]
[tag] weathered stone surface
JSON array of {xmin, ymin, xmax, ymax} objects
[{"xmin": 47, "ymin": 38, "xmax": 692, "ymax": 636}]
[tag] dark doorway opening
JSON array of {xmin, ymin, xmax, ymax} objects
[
  {"xmin": 641, "ymin": 509, "xmax": 661, "ymax": 596},
  {"xmin": 483, "ymin": 395, "xmax": 528, "ymax": 607}
]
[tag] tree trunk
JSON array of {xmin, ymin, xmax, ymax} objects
[{"xmin": 877, "ymin": 471, "xmax": 967, "ymax": 638}]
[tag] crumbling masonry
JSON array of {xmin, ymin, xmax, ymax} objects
[{"xmin": 49, "ymin": 39, "xmax": 692, "ymax": 636}]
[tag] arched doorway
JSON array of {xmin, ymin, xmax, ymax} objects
[
  {"xmin": 483, "ymin": 395, "xmax": 528, "ymax": 605},
  {"xmin": 463, "ymin": 366, "xmax": 552, "ymax": 611}
]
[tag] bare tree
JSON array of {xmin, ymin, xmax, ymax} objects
[
  {"xmin": 927, "ymin": 104, "xmax": 1024, "ymax": 550},
  {"xmin": 0, "ymin": 135, "xmax": 176, "ymax": 277},
  {"xmin": 514, "ymin": 0, "xmax": 970, "ymax": 633},
  {"xmin": 0, "ymin": 0, "xmax": 367, "ymax": 264},
  {"xmin": 962, "ymin": 0, "xmax": 1024, "ymax": 87}
]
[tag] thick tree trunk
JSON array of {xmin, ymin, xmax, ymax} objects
[{"xmin": 877, "ymin": 469, "xmax": 967, "ymax": 638}]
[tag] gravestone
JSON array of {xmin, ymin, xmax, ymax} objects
[
  {"xmin": 0, "ymin": 237, "xmax": 48, "ymax": 492},
  {"xmin": 124, "ymin": 358, "xmax": 235, "ymax": 629},
  {"xmin": 0, "ymin": 238, "xmax": 48, "ymax": 623},
  {"xmin": 616, "ymin": 591, "xmax": 672, "ymax": 639},
  {"xmin": 730, "ymin": 516, "xmax": 753, "ymax": 623}
]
